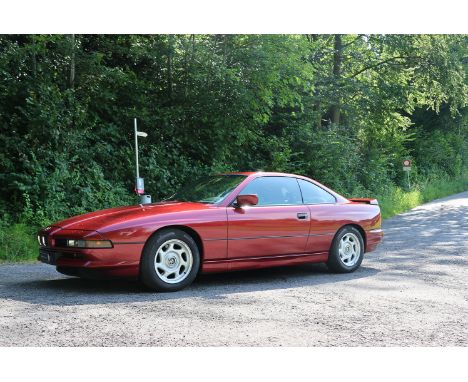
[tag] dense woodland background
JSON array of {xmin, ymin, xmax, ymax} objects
[{"xmin": 0, "ymin": 34, "xmax": 467, "ymax": 259}]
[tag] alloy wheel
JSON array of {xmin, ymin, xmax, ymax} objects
[
  {"xmin": 154, "ymin": 239, "xmax": 193, "ymax": 284},
  {"xmin": 338, "ymin": 232, "xmax": 361, "ymax": 267}
]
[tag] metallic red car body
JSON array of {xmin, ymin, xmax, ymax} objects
[{"xmin": 38, "ymin": 172, "xmax": 383, "ymax": 279}]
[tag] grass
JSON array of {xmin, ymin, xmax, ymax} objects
[
  {"xmin": 377, "ymin": 172, "xmax": 468, "ymax": 219},
  {"xmin": 0, "ymin": 173, "xmax": 467, "ymax": 263},
  {"xmin": 0, "ymin": 222, "xmax": 39, "ymax": 263}
]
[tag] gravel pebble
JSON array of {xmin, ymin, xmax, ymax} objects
[{"xmin": 0, "ymin": 191, "xmax": 467, "ymax": 346}]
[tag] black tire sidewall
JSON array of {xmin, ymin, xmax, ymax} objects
[
  {"xmin": 327, "ymin": 226, "xmax": 364, "ymax": 273},
  {"xmin": 140, "ymin": 229, "xmax": 200, "ymax": 292}
]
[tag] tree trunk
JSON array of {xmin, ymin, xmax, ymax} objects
[
  {"xmin": 69, "ymin": 34, "xmax": 75, "ymax": 89},
  {"xmin": 308, "ymin": 34, "xmax": 323, "ymax": 128},
  {"xmin": 31, "ymin": 36, "xmax": 37, "ymax": 78},
  {"xmin": 330, "ymin": 34, "xmax": 342, "ymax": 125},
  {"xmin": 183, "ymin": 34, "xmax": 196, "ymax": 99},
  {"xmin": 167, "ymin": 35, "xmax": 174, "ymax": 99},
  {"xmin": 315, "ymin": 101, "xmax": 322, "ymax": 128}
]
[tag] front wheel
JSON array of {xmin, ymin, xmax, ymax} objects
[
  {"xmin": 140, "ymin": 229, "xmax": 200, "ymax": 292},
  {"xmin": 327, "ymin": 226, "xmax": 364, "ymax": 273}
]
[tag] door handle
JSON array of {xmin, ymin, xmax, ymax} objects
[{"xmin": 297, "ymin": 212, "xmax": 308, "ymax": 220}]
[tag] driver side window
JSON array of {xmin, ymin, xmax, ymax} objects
[{"xmin": 239, "ymin": 176, "xmax": 302, "ymax": 206}]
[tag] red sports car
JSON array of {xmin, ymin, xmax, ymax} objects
[{"xmin": 38, "ymin": 172, "xmax": 383, "ymax": 291}]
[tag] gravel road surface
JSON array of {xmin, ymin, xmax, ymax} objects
[{"xmin": 1, "ymin": 192, "xmax": 467, "ymax": 346}]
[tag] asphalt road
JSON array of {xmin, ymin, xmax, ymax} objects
[{"xmin": 1, "ymin": 192, "xmax": 467, "ymax": 346}]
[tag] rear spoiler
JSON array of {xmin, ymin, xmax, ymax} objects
[{"xmin": 348, "ymin": 198, "xmax": 379, "ymax": 205}]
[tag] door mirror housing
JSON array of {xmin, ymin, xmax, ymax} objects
[{"xmin": 234, "ymin": 194, "xmax": 258, "ymax": 208}]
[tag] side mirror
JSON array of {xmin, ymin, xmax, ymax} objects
[{"xmin": 234, "ymin": 194, "xmax": 258, "ymax": 208}]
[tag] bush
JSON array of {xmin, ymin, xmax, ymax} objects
[
  {"xmin": 376, "ymin": 172, "xmax": 468, "ymax": 219},
  {"xmin": 0, "ymin": 221, "xmax": 38, "ymax": 262}
]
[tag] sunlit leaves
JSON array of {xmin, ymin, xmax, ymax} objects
[{"xmin": 0, "ymin": 34, "xmax": 466, "ymax": 224}]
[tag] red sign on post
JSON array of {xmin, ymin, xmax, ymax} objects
[
  {"xmin": 403, "ymin": 159, "xmax": 411, "ymax": 171},
  {"xmin": 135, "ymin": 177, "xmax": 145, "ymax": 194}
]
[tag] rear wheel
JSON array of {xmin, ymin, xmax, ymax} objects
[
  {"xmin": 140, "ymin": 229, "xmax": 200, "ymax": 292},
  {"xmin": 327, "ymin": 226, "xmax": 364, "ymax": 273}
]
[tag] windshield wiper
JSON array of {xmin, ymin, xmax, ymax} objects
[{"xmin": 161, "ymin": 193, "xmax": 177, "ymax": 202}]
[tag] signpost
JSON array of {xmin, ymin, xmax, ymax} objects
[
  {"xmin": 403, "ymin": 159, "xmax": 411, "ymax": 190},
  {"xmin": 134, "ymin": 118, "xmax": 150, "ymax": 203}
]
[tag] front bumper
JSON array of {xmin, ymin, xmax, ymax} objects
[
  {"xmin": 37, "ymin": 227, "xmax": 143, "ymax": 278},
  {"xmin": 37, "ymin": 243, "xmax": 143, "ymax": 278}
]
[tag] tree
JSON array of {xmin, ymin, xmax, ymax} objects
[{"xmin": 0, "ymin": 34, "xmax": 466, "ymax": 225}]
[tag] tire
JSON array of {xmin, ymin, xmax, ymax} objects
[
  {"xmin": 327, "ymin": 226, "xmax": 364, "ymax": 273},
  {"xmin": 140, "ymin": 229, "xmax": 200, "ymax": 292}
]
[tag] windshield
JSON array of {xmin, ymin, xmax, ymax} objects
[{"xmin": 167, "ymin": 174, "xmax": 247, "ymax": 204}]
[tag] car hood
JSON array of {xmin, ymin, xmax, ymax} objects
[{"xmin": 52, "ymin": 201, "xmax": 214, "ymax": 231}]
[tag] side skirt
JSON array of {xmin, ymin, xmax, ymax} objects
[{"xmin": 201, "ymin": 252, "xmax": 329, "ymax": 273}]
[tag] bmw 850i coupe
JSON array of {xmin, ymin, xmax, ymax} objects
[{"xmin": 38, "ymin": 172, "xmax": 383, "ymax": 291}]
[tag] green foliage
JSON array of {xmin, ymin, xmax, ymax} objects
[
  {"xmin": 377, "ymin": 171, "xmax": 468, "ymax": 219},
  {"xmin": 0, "ymin": 221, "xmax": 38, "ymax": 262},
  {"xmin": 0, "ymin": 34, "xmax": 467, "ymax": 261}
]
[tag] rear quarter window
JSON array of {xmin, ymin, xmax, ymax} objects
[{"xmin": 297, "ymin": 179, "xmax": 336, "ymax": 204}]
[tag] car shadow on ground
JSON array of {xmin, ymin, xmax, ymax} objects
[{"xmin": 0, "ymin": 264, "xmax": 379, "ymax": 306}]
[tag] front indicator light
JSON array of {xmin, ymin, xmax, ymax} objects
[
  {"xmin": 38, "ymin": 235, "xmax": 47, "ymax": 246},
  {"xmin": 66, "ymin": 239, "xmax": 113, "ymax": 248}
]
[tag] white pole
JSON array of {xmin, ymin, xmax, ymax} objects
[{"xmin": 134, "ymin": 118, "xmax": 139, "ymax": 179}]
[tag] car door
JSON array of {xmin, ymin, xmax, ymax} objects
[
  {"xmin": 296, "ymin": 178, "xmax": 338, "ymax": 254},
  {"xmin": 226, "ymin": 176, "xmax": 310, "ymax": 259}
]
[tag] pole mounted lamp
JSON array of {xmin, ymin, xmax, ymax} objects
[{"xmin": 134, "ymin": 118, "xmax": 151, "ymax": 204}]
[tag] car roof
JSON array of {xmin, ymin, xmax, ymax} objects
[
  {"xmin": 217, "ymin": 171, "xmax": 348, "ymax": 204},
  {"xmin": 220, "ymin": 171, "xmax": 300, "ymax": 177}
]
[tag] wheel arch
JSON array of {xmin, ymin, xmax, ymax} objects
[
  {"xmin": 333, "ymin": 223, "xmax": 367, "ymax": 251},
  {"xmin": 140, "ymin": 225, "xmax": 204, "ymax": 263}
]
